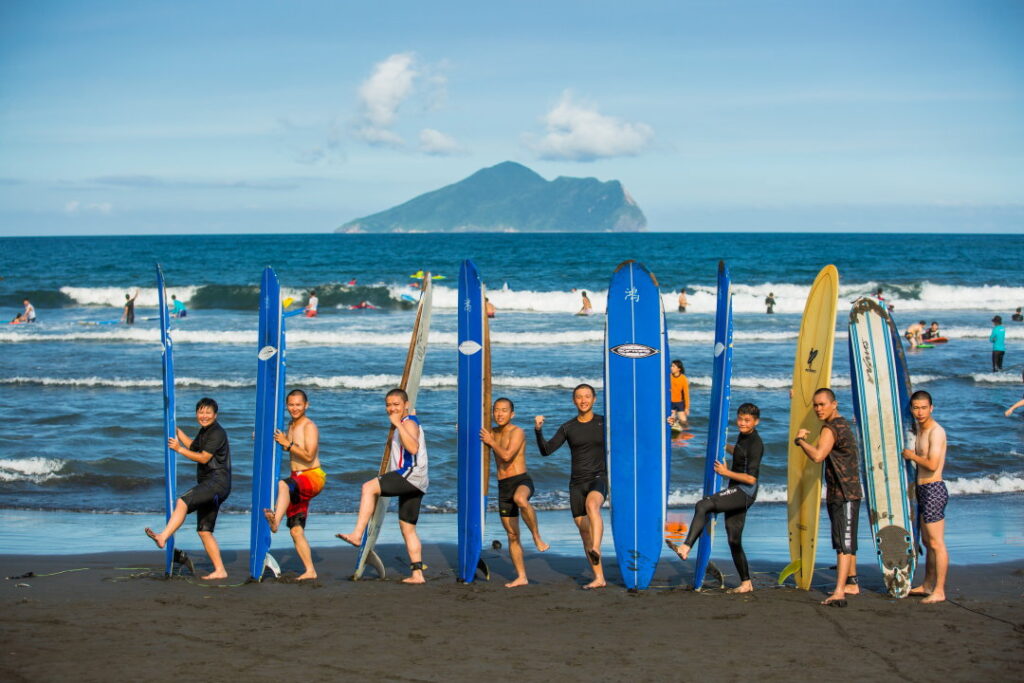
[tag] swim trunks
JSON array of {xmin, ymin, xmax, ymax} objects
[
  {"xmin": 378, "ymin": 470, "xmax": 424, "ymax": 525},
  {"xmin": 917, "ymin": 481, "xmax": 948, "ymax": 524},
  {"xmin": 181, "ymin": 474, "xmax": 231, "ymax": 533},
  {"xmin": 827, "ymin": 499, "xmax": 860, "ymax": 555},
  {"xmin": 285, "ymin": 467, "xmax": 327, "ymax": 528},
  {"xmin": 569, "ymin": 475, "xmax": 608, "ymax": 518},
  {"xmin": 498, "ymin": 473, "xmax": 535, "ymax": 517},
  {"xmin": 670, "ymin": 401, "xmax": 686, "ymax": 412}
]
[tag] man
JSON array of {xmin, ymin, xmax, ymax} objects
[
  {"xmin": 765, "ymin": 292, "xmax": 776, "ymax": 314},
  {"xmin": 1012, "ymin": 307, "xmax": 1023, "ymax": 322},
  {"xmin": 1005, "ymin": 369, "xmax": 1024, "ymax": 417},
  {"xmin": 22, "ymin": 299, "xmax": 36, "ymax": 323},
  {"xmin": 121, "ymin": 288, "xmax": 139, "ymax": 325},
  {"xmin": 170, "ymin": 294, "xmax": 187, "ymax": 318},
  {"xmin": 485, "ymin": 297, "xmax": 496, "ymax": 319},
  {"xmin": 480, "ymin": 397, "xmax": 549, "ymax": 588},
  {"xmin": 336, "ymin": 388, "xmax": 428, "ymax": 584},
  {"xmin": 305, "ymin": 290, "xmax": 319, "ymax": 318},
  {"xmin": 990, "ymin": 315, "xmax": 1006, "ymax": 371},
  {"xmin": 264, "ymin": 389, "xmax": 325, "ymax": 580},
  {"xmin": 578, "ymin": 291, "xmax": 593, "ymax": 316},
  {"xmin": 902, "ymin": 390, "xmax": 948, "ymax": 604},
  {"xmin": 145, "ymin": 397, "xmax": 232, "ymax": 580},
  {"xmin": 905, "ymin": 320, "xmax": 926, "ymax": 349},
  {"xmin": 794, "ymin": 388, "xmax": 861, "ymax": 607},
  {"xmin": 535, "ymin": 384, "xmax": 607, "ymax": 589},
  {"xmin": 669, "ymin": 360, "xmax": 690, "ymax": 429},
  {"xmin": 922, "ymin": 321, "xmax": 940, "ymax": 341},
  {"xmin": 678, "ymin": 288, "xmax": 688, "ymax": 313}
]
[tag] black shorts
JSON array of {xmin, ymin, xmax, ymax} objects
[
  {"xmin": 378, "ymin": 471, "xmax": 424, "ymax": 525},
  {"xmin": 569, "ymin": 475, "xmax": 608, "ymax": 518},
  {"xmin": 180, "ymin": 477, "xmax": 230, "ymax": 533},
  {"xmin": 498, "ymin": 473, "xmax": 535, "ymax": 518},
  {"xmin": 670, "ymin": 401, "xmax": 686, "ymax": 412},
  {"xmin": 827, "ymin": 499, "xmax": 860, "ymax": 555}
]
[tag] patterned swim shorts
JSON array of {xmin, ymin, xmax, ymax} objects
[{"xmin": 917, "ymin": 480, "xmax": 948, "ymax": 524}]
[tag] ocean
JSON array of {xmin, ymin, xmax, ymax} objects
[{"xmin": 1, "ymin": 232, "xmax": 1022, "ymax": 556}]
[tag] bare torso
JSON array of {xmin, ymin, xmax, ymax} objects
[
  {"xmin": 493, "ymin": 423, "xmax": 527, "ymax": 479},
  {"xmin": 287, "ymin": 416, "xmax": 321, "ymax": 471},
  {"xmin": 915, "ymin": 421, "xmax": 946, "ymax": 483}
]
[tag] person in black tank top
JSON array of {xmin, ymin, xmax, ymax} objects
[
  {"xmin": 668, "ymin": 403, "xmax": 764, "ymax": 592},
  {"xmin": 535, "ymin": 384, "xmax": 607, "ymax": 590}
]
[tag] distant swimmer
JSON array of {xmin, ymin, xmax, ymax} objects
[
  {"xmin": 121, "ymin": 288, "xmax": 139, "ymax": 325},
  {"xmin": 577, "ymin": 291, "xmax": 593, "ymax": 316},
  {"xmin": 305, "ymin": 290, "xmax": 318, "ymax": 318},
  {"xmin": 990, "ymin": 315, "xmax": 1006, "ymax": 371},
  {"xmin": 668, "ymin": 403, "xmax": 764, "ymax": 594},
  {"xmin": 480, "ymin": 397, "xmax": 549, "ymax": 588},
  {"xmin": 1004, "ymin": 369, "xmax": 1024, "ymax": 417},
  {"xmin": 336, "ymin": 388, "xmax": 429, "ymax": 584},
  {"xmin": 485, "ymin": 297, "xmax": 496, "ymax": 319},
  {"xmin": 22, "ymin": 299, "xmax": 36, "ymax": 323},
  {"xmin": 921, "ymin": 321, "xmax": 941, "ymax": 341},
  {"xmin": 678, "ymin": 288, "xmax": 688, "ymax": 313},
  {"xmin": 535, "ymin": 384, "xmax": 607, "ymax": 589},
  {"xmin": 902, "ymin": 390, "xmax": 948, "ymax": 604},
  {"xmin": 875, "ymin": 287, "xmax": 885, "ymax": 304},
  {"xmin": 9, "ymin": 313, "xmax": 25, "ymax": 324},
  {"xmin": 347, "ymin": 278, "xmax": 357, "ymax": 286},
  {"xmin": 349, "ymin": 301, "xmax": 377, "ymax": 310},
  {"xmin": 264, "ymin": 389, "xmax": 324, "ymax": 581},
  {"xmin": 904, "ymin": 320, "xmax": 926, "ymax": 349},
  {"xmin": 888, "ymin": 304, "xmax": 896, "ymax": 314},
  {"xmin": 1013, "ymin": 307, "xmax": 1023, "ymax": 322},
  {"xmin": 765, "ymin": 292, "xmax": 777, "ymax": 314},
  {"xmin": 170, "ymin": 294, "xmax": 187, "ymax": 319},
  {"xmin": 145, "ymin": 397, "xmax": 232, "ymax": 580},
  {"xmin": 668, "ymin": 360, "xmax": 690, "ymax": 429}
]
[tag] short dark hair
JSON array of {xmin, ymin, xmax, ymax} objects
[
  {"xmin": 929, "ymin": 321, "xmax": 937, "ymax": 326},
  {"xmin": 494, "ymin": 397, "xmax": 515, "ymax": 412},
  {"xmin": 671, "ymin": 359, "xmax": 685, "ymax": 373},
  {"xmin": 386, "ymin": 388, "xmax": 409, "ymax": 402},
  {"xmin": 581, "ymin": 291, "xmax": 588, "ymax": 297},
  {"xmin": 573, "ymin": 383, "xmax": 596, "ymax": 398},
  {"xmin": 910, "ymin": 390, "xmax": 932, "ymax": 405},
  {"xmin": 737, "ymin": 402, "xmax": 760, "ymax": 419},
  {"xmin": 813, "ymin": 387, "xmax": 836, "ymax": 402},
  {"xmin": 918, "ymin": 320, "xmax": 926, "ymax": 325},
  {"xmin": 287, "ymin": 388, "xmax": 308, "ymax": 402},
  {"xmin": 195, "ymin": 397, "xmax": 219, "ymax": 414}
]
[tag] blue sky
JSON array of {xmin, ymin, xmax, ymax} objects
[{"xmin": 1, "ymin": 0, "xmax": 1022, "ymax": 234}]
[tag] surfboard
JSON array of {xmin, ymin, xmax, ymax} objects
[
  {"xmin": 249, "ymin": 267, "xmax": 286, "ymax": 581},
  {"xmin": 605, "ymin": 260, "xmax": 670, "ymax": 591},
  {"xmin": 693, "ymin": 261, "xmax": 734, "ymax": 590},
  {"xmin": 156, "ymin": 264, "xmax": 176, "ymax": 576},
  {"xmin": 849, "ymin": 298, "xmax": 916, "ymax": 597},
  {"xmin": 780, "ymin": 265, "xmax": 839, "ymax": 590},
  {"xmin": 352, "ymin": 274, "xmax": 433, "ymax": 580},
  {"xmin": 456, "ymin": 260, "xmax": 490, "ymax": 583}
]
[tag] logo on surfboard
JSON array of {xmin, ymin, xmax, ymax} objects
[
  {"xmin": 624, "ymin": 287, "xmax": 640, "ymax": 302},
  {"xmin": 804, "ymin": 348, "xmax": 818, "ymax": 372},
  {"xmin": 610, "ymin": 343, "xmax": 659, "ymax": 359},
  {"xmin": 458, "ymin": 340, "xmax": 482, "ymax": 355},
  {"xmin": 258, "ymin": 345, "xmax": 278, "ymax": 361}
]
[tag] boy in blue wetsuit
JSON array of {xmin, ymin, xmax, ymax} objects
[{"xmin": 170, "ymin": 294, "xmax": 187, "ymax": 318}]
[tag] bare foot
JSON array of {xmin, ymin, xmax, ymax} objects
[
  {"xmin": 201, "ymin": 570, "xmax": 228, "ymax": 580},
  {"xmin": 335, "ymin": 532, "xmax": 360, "ymax": 547},
  {"xmin": 263, "ymin": 508, "xmax": 279, "ymax": 533},
  {"xmin": 582, "ymin": 578, "xmax": 606, "ymax": 590},
  {"xmin": 921, "ymin": 592, "xmax": 946, "ymax": 604},
  {"xmin": 909, "ymin": 585, "xmax": 932, "ymax": 596},
  {"xmin": 844, "ymin": 584, "xmax": 860, "ymax": 596},
  {"xmin": 534, "ymin": 537, "xmax": 550, "ymax": 552},
  {"xmin": 821, "ymin": 593, "xmax": 847, "ymax": 607},
  {"xmin": 402, "ymin": 572, "xmax": 426, "ymax": 585},
  {"xmin": 666, "ymin": 539, "xmax": 691, "ymax": 561},
  {"xmin": 728, "ymin": 581, "xmax": 754, "ymax": 594},
  {"xmin": 296, "ymin": 571, "xmax": 317, "ymax": 581},
  {"xmin": 145, "ymin": 527, "xmax": 165, "ymax": 549},
  {"xmin": 505, "ymin": 576, "xmax": 529, "ymax": 588}
]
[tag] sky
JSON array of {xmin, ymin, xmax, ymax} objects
[{"xmin": 1, "ymin": 0, "xmax": 1022, "ymax": 235}]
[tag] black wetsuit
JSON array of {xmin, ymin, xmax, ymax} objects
[
  {"xmin": 682, "ymin": 429, "xmax": 764, "ymax": 582},
  {"xmin": 180, "ymin": 421, "xmax": 232, "ymax": 532},
  {"xmin": 535, "ymin": 415, "xmax": 606, "ymax": 518}
]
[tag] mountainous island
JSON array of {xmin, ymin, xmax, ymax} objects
[{"xmin": 337, "ymin": 161, "xmax": 646, "ymax": 233}]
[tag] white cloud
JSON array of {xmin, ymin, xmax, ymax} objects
[
  {"xmin": 418, "ymin": 128, "xmax": 462, "ymax": 156},
  {"xmin": 527, "ymin": 91, "xmax": 654, "ymax": 161},
  {"xmin": 355, "ymin": 53, "xmax": 417, "ymax": 146},
  {"xmin": 65, "ymin": 200, "xmax": 113, "ymax": 215}
]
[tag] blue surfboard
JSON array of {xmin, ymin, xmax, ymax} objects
[
  {"xmin": 693, "ymin": 261, "xmax": 734, "ymax": 590},
  {"xmin": 457, "ymin": 260, "xmax": 489, "ymax": 583},
  {"xmin": 605, "ymin": 261, "xmax": 670, "ymax": 591},
  {"xmin": 249, "ymin": 267, "xmax": 286, "ymax": 581},
  {"xmin": 885, "ymin": 312, "xmax": 922, "ymax": 557},
  {"xmin": 156, "ymin": 264, "xmax": 176, "ymax": 576}
]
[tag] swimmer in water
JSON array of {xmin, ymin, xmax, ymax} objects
[{"xmin": 578, "ymin": 291, "xmax": 593, "ymax": 316}]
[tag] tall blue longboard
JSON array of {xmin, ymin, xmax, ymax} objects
[
  {"xmin": 605, "ymin": 261, "xmax": 670, "ymax": 591},
  {"xmin": 156, "ymin": 264, "xmax": 176, "ymax": 576},
  {"xmin": 457, "ymin": 260, "xmax": 490, "ymax": 583},
  {"xmin": 693, "ymin": 261, "xmax": 734, "ymax": 590},
  {"xmin": 249, "ymin": 267, "xmax": 286, "ymax": 581}
]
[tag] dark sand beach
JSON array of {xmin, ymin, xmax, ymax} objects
[{"xmin": 3, "ymin": 544, "xmax": 1022, "ymax": 682}]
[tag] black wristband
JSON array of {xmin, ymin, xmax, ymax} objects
[{"xmin": 793, "ymin": 436, "xmax": 803, "ymax": 447}]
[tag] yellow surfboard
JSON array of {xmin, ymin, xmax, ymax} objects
[{"xmin": 780, "ymin": 265, "xmax": 839, "ymax": 590}]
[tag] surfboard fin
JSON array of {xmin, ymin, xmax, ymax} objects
[
  {"xmin": 366, "ymin": 550, "xmax": 385, "ymax": 580},
  {"xmin": 778, "ymin": 558, "xmax": 801, "ymax": 585},
  {"xmin": 476, "ymin": 559, "xmax": 490, "ymax": 581},
  {"xmin": 263, "ymin": 552, "xmax": 281, "ymax": 580}
]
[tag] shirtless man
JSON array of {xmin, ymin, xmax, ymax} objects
[
  {"xmin": 578, "ymin": 291, "xmax": 593, "ymax": 315},
  {"xmin": 794, "ymin": 388, "xmax": 862, "ymax": 607},
  {"xmin": 480, "ymin": 397, "xmax": 549, "ymax": 588},
  {"xmin": 145, "ymin": 397, "xmax": 232, "ymax": 579},
  {"xmin": 902, "ymin": 390, "xmax": 949, "ymax": 604},
  {"xmin": 535, "ymin": 384, "xmax": 607, "ymax": 589},
  {"xmin": 336, "ymin": 389, "xmax": 429, "ymax": 584},
  {"xmin": 264, "ymin": 389, "xmax": 325, "ymax": 580},
  {"xmin": 904, "ymin": 320, "xmax": 926, "ymax": 348},
  {"xmin": 677, "ymin": 288, "xmax": 688, "ymax": 313}
]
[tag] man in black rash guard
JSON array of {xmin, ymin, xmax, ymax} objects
[
  {"xmin": 145, "ymin": 397, "xmax": 232, "ymax": 580},
  {"xmin": 534, "ymin": 383, "xmax": 607, "ymax": 589},
  {"xmin": 668, "ymin": 403, "xmax": 764, "ymax": 593}
]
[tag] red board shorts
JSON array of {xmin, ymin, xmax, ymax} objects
[{"xmin": 285, "ymin": 467, "xmax": 326, "ymax": 528}]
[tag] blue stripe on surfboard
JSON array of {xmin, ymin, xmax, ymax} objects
[
  {"xmin": 156, "ymin": 264, "xmax": 176, "ymax": 576},
  {"xmin": 457, "ymin": 260, "xmax": 485, "ymax": 583}
]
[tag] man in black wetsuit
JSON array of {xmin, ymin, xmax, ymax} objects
[
  {"xmin": 145, "ymin": 397, "xmax": 232, "ymax": 580},
  {"xmin": 121, "ymin": 288, "xmax": 139, "ymax": 325},
  {"xmin": 668, "ymin": 403, "xmax": 764, "ymax": 593},
  {"xmin": 535, "ymin": 383, "xmax": 607, "ymax": 589}
]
